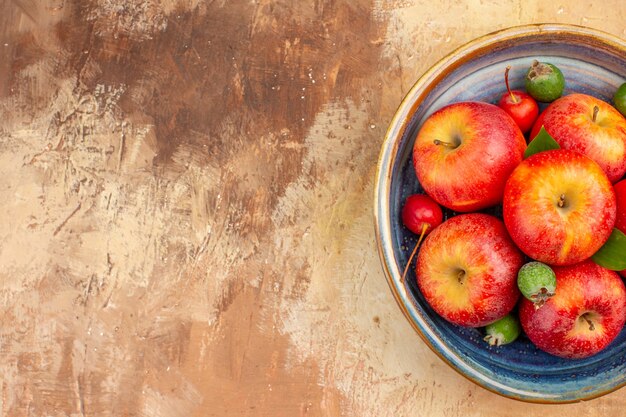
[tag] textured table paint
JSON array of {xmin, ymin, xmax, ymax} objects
[{"xmin": 1, "ymin": 1, "xmax": 626, "ymax": 416}]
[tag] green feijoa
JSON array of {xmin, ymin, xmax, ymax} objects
[
  {"xmin": 517, "ymin": 261, "xmax": 556, "ymax": 308},
  {"xmin": 483, "ymin": 314, "xmax": 521, "ymax": 346},
  {"xmin": 525, "ymin": 60, "xmax": 565, "ymax": 102},
  {"xmin": 613, "ymin": 82, "xmax": 626, "ymax": 117}
]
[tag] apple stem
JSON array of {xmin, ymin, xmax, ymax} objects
[
  {"xmin": 400, "ymin": 223, "xmax": 430, "ymax": 284},
  {"xmin": 504, "ymin": 66, "xmax": 518, "ymax": 104},
  {"xmin": 557, "ymin": 194, "xmax": 566, "ymax": 208},
  {"xmin": 433, "ymin": 139, "xmax": 456, "ymax": 148},
  {"xmin": 584, "ymin": 317, "xmax": 595, "ymax": 331},
  {"xmin": 457, "ymin": 269, "xmax": 466, "ymax": 284},
  {"xmin": 592, "ymin": 105, "xmax": 599, "ymax": 122}
]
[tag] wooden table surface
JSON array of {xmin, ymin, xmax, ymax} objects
[{"xmin": 1, "ymin": 1, "xmax": 626, "ymax": 416}]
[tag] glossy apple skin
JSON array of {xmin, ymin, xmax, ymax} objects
[
  {"xmin": 413, "ymin": 102, "xmax": 526, "ymax": 212},
  {"xmin": 498, "ymin": 90, "xmax": 539, "ymax": 134},
  {"xmin": 530, "ymin": 93, "xmax": 626, "ymax": 183},
  {"xmin": 519, "ymin": 261, "xmax": 626, "ymax": 359},
  {"xmin": 615, "ymin": 180, "xmax": 626, "ymax": 278},
  {"xmin": 416, "ymin": 213, "xmax": 523, "ymax": 327},
  {"xmin": 503, "ymin": 149, "xmax": 616, "ymax": 266}
]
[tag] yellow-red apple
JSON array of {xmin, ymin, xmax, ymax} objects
[
  {"xmin": 519, "ymin": 260, "xmax": 626, "ymax": 359},
  {"xmin": 615, "ymin": 180, "xmax": 626, "ymax": 278},
  {"xmin": 413, "ymin": 102, "xmax": 526, "ymax": 212},
  {"xmin": 416, "ymin": 213, "xmax": 523, "ymax": 327},
  {"xmin": 530, "ymin": 93, "xmax": 626, "ymax": 183},
  {"xmin": 503, "ymin": 149, "xmax": 616, "ymax": 266}
]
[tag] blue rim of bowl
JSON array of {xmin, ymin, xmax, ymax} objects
[{"xmin": 374, "ymin": 23, "xmax": 626, "ymax": 403}]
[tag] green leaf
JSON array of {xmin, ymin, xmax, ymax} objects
[
  {"xmin": 524, "ymin": 126, "xmax": 560, "ymax": 159},
  {"xmin": 592, "ymin": 228, "xmax": 626, "ymax": 271}
]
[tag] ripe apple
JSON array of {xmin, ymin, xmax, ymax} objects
[
  {"xmin": 530, "ymin": 93, "xmax": 626, "ymax": 182},
  {"xmin": 519, "ymin": 260, "xmax": 626, "ymax": 359},
  {"xmin": 416, "ymin": 213, "xmax": 523, "ymax": 327},
  {"xmin": 413, "ymin": 102, "xmax": 526, "ymax": 212},
  {"xmin": 615, "ymin": 180, "xmax": 626, "ymax": 278},
  {"xmin": 503, "ymin": 149, "xmax": 616, "ymax": 266}
]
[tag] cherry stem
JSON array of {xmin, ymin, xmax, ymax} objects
[
  {"xmin": 592, "ymin": 105, "xmax": 599, "ymax": 122},
  {"xmin": 557, "ymin": 193, "xmax": 566, "ymax": 208},
  {"xmin": 504, "ymin": 66, "xmax": 518, "ymax": 104},
  {"xmin": 433, "ymin": 139, "xmax": 456, "ymax": 148},
  {"xmin": 400, "ymin": 223, "xmax": 429, "ymax": 284}
]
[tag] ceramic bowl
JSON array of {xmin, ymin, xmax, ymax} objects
[{"xmin": 374, "ymin": 24, "xmax": 626, "ymax": 403}]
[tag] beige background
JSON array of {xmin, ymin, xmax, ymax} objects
[{"xmin": 1, "ymin": 0, "xmax": 625, "ymax": 415}]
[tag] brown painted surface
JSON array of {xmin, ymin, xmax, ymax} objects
[{"xmin": 1, "ymin": 0, "xmax": 626, "ymax": 415}]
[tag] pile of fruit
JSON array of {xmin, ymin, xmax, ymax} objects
[{"xmin": 403, "ymin": 60, "xmax": 626, "ymax": 359}]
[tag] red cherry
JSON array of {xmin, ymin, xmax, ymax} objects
[
  {"xmin": 401, "ymin": 194, "xmax": 443, "ymax": 235},
  {"xmin": 400, "ymin": 194, "xmax": 443, "ymax": 283},
  {"xmin": 498, "ymin": 66, "xmax": 539, "ymax": 134}
]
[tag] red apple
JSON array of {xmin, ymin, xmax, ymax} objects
[
  {"xmin": 519, "ymin": 260, "xmax": 626, "ymax": 359},
  {"xmin": 530, "ymin": 93, "xmax": 626, "ymax": 183},
  {"xmin": 413, "ymin": 102, "xmax": 526, "ymax": 212},
  {"xmin": 503, "ymin": 149, "xmax": 616, "ymax": 266},
  {"xmin": 416, "ymin": 213, "xmax": 523, "ymax": 327},
  {"xmin": 615, "ymin": 180, "xmax": 626, "ymax": 278}
]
